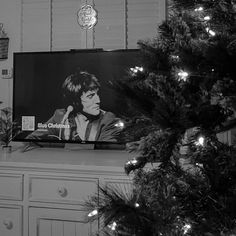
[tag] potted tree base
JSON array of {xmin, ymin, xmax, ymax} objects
[
  {"xmin": 2, "ymin": 145, "xmax": 12, "ymax": 153},
  {"xmin": 0, "ymin": 107, "xmax": 19, "ymax": 155}
]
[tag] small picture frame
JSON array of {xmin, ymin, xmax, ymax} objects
[{"xmin": 0, "ymin": 38, "xmax": 9, "ymax": 60}]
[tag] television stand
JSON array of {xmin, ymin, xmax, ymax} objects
[
  {"xmin": 64, "ymin": 143, "xmax": 95, "ymax": 150},
  {"xmin": 94, "ymin": 143, "xmax": 125, "ymax": 150},
  {"xmin": 21, "ymin": 142, "xmax": 125, "ymax": 152},
  {"xmin": 21, "ymin": 141, "xmax": 65, "ymax": 152},
  {"xmin": 64, "ymin": 143, "xmax": 125, "ymax": 150}
]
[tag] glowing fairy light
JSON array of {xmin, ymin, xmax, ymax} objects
[
  {"xmin": 108, "ymin": 222, "xmax": 117, "ymax": 231},
  {"xmin": 171, "ymin": 55, "xmax": 180, "ymax": 62},
  {"xmin": 196, "ymin": 163, "xmax": 203, "ymax": 168},
  {"xmin": 206, "ymin": 27, "xmax": 216, "ymax": 36},
  {"xmin": 127, "ymin": 159, "xmax": 138, "ymax": 165},
  {"xmin": 178, "ymin": 70, "xmax": 189, "ymax": 81},
  {"xmin": 194, "ymin": 6, "xmax": 203, "ymax": 12},
  {"xmin": 172, "ymin": 55, "xmax": 179, "ymax": 59},
  {"xmin": 88, "ymin": 209, "xmax": 98, "ymax": 217},
  {"xmin": 130, "ymin": 66, "xmax": 144, "ymax": 74},
  {"xmin": 209, "ymin": 29, "xmax": 216, "ymax": 36},
  {"xmin": 195, "ymin": 136, "xmax": 205, "ymax": 146},
  {"xmin": 204, "ymin": 16, "xmax": 211, "ymax": 21},
  {"xmin": 182, "ymin": 223, "xmax": 192, "ymax": 234},
  {"xmin": 135, "ymin": 203, "xmax": 140, "ymax": 208},
  {"xmin": 114, "ymin": 120, "xmax": 125, "ymax": 129},
  {"xmin": 131, "ymin": 159, "xmax": 138, "ymax": 164},
  {"xmin": 130, "ymin": 68, "xmax": 138, "ymax": 73},
  {"xmin": 136, "ymin": 66, "xmax": 144, "ymax": 72}
]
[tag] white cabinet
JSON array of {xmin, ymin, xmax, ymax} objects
[
  {"xmin": 0, "ymin": 205, "xmax": 22, "ymax": 236},
  {"xmin": 0, "ymin": 148, "xmax": 132, "ymax": 236},
  {"xmin": 28, "ymin": 175, "xmax": 99, "ymax": 205},
  {"xmin": 0, "ymin": 173, "xmax": 23, "ymax": 201},
  {"xmin": 29, "ymin": 207, "xmax": 97, "ymax": 236}
]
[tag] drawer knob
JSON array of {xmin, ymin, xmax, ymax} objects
[
  {"xmin": 3, "ymin": 219, "xmax": 13, "ymax": 229},
  {"xmin": 57, "ymin": 186, "xmax": 68, "ymax": 197}
]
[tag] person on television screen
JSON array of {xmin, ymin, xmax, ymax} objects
[{"xmin": 27, "ymin": 70, "xmax": 124, "ymax": 142}]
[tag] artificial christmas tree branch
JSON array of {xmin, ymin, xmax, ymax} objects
[{"xmin": 84, "ymin": 0, "xmax": 236, "ymax": 235}]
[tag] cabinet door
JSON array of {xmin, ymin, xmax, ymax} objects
[
  {"xmin": 0, "ymin": 205, "xmax": 22, "ymax": 236},
  {"xmin": 0, "ymin": 173, "xmax": 23, "ymax": 200},
  {"xmin": 103, "ymin": 176, "xmax": 132, "ymax": 192},
  {"xmin": 29, "ymin": 207, "xmax": 98, "ymax": 236}
]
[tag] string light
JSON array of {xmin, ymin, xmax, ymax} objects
[
  {"xmin": 196, "ymin": 163, "xmax": 203, "ymax": 168},
  {"xmin": 108, "ymin": 222, "xmax": 117, "ymax": 231},
  {"xmin": 206, "ymin": 27, "xmax": 216, "ymax": 36},
  {"xmin": 88, "ymin": 209, "xmax": 98, "ymax": 217},
  {"xmin": 171, "ymin": 55, "xmax": 180, "ymax": 63},
  {"xmin": 114, "ymin": 120, "xmax": 125, "ymax": 129},
  {"xmin": 194, "ymin": 6, "xmax": 204, "ymax": 12},
  {"xmin": 195, "ymin": 136, "xmax": 205, "ymax": 146},
  {"xmin": 172, "ymin": 55, "xmax": 179, "ymax": 59},
  {"xmin": 182, "ymin": 223, "xmax": 192, "ymax": 234},
  {"xmin": 127, "ymin": 159, "xmax": 138, "ymax": 165},
  {"xmin": 178, "ymin": 70, "xmax": 189, "ymax": 81},
  {"xmin": 137, "ymin": 66, "xmax": 144, "ymax": 72},
  {"xmin": 130, "ymin": 66, "xmax": 144, "ymax": 74},
  {"xmin": 130, "ymin": 68, "xmax": 138, "ymax": 73},
  {"xmin": 204, "ymin": 16, "xmax": 211, "ymax": 21},
  {"xmin": 209, "ymin": 30, "xmax": 216, "ymax": 36}
]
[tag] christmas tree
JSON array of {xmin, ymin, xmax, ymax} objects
[{"xmin": 85, "ymin": 0, "xmax": 236, "ymax": 235}]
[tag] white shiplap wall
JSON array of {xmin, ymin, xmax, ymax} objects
[
  {"xmin": 21, "ymin": 0, "xmax": 167, "ymax": 51},
  {"xmin": 21, "ymin": 0, "xmax": 51, "ymax": 51}
]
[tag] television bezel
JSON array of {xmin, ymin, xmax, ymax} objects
[{"xmin": 12, "ymin": 48, "xmax": 140, "ymax": 147}]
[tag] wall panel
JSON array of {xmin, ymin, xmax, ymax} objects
[
  {"xmin": 51, "ymin": 0, "xmax": 83, "ymax": 51},
  {"xmin": 127, "ymin": 0, "xmax": 166, "ymax": 48},
  {"xmin": 93, "ymin": 0, "xmax": 125, "ymax": 50},
  {"xmin": 21, "ymin": 0, "xmax": 167, "ymax": 51},
  {"xmin": 21, "ymin": 0, "xmax": 51, "ymax": 51}
]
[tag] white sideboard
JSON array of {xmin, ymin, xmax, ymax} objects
[{"xmin": 0, "ymin": 144, "xmax": 134, "ymax": 236}]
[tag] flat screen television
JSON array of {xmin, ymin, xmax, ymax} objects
[{"xmin": 13, "ymin": 49, "xmax": 141, "ymax": 148}]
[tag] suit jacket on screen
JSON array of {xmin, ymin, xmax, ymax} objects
[{"xmin": 27, "ymin": 109, "xmax": 121, "ymax": 142}]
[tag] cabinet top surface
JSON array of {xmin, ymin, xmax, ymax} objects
[{"xmin": 0, "ymin": 142, "xmax": 135, "ymax": 173}]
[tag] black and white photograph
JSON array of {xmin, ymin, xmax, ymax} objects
[
  {"xmin": 13, "ymin": 50, "xmax": 140, "ymax": 144},
  {"xmin": 0, "ymin": 1, "xmax": 236, "ymax": 236}
]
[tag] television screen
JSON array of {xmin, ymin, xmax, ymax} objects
[{"xmin": 13, "ymin": 49, "xmax": 141, "ymax": 146}]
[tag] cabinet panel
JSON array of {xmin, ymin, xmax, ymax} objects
[
  {"xmin": 29, "ymin": 175, "xmax": 98, "ymax": 205},
  {"xmin": 0, "ymin": 205, "xmax": 22, "ymax": 236},
  {"xmin": 29, "ymin": 207, "xmax": 97, "ymax": 236},
  {"xmin": 0, "ymin": 174, "xmax": 23, "ymax": 200},
  {"xmin": 103, "ymin": 177, "xmax": 133, "ymax": 197}
]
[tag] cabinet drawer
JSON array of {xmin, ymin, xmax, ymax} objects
[
  {"xmin": 29, "ymin": 207, "xmax": 97, "ymax": 236},
  {"xmin": 29, "ymin": 175, "xmax": 98, "ymax": 205},
  {"xmin": 0, "ymin": 205, "xmax": 22, "ymax": 236},
  {"xmin": 0, "ymin": 174, "xmax": 23, "ymax": 200}
]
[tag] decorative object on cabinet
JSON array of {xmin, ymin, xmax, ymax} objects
[
  {"xmin": 0, "ymin": 23, "xmax": 9, "ymax": 60},
  {"xmin": 77, "ymin": 4, "xmax": 97, "ymax": 29},
  {"xmin": 0, "ymin": 107, "xmax": 19, "ymax": 152}
]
